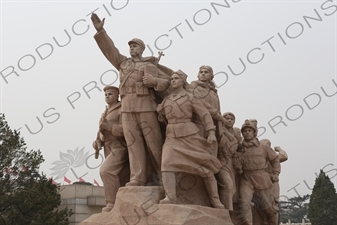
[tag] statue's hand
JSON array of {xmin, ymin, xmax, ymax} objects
[
  {"xmin": 92, "ymin": 140, "xmax": 102, "ymax": 151},
  {"xmin": 91, "ymin": 13, "xmax": 105, "ymax": 32},
  {"xmin": 271, "ymin": 174, "xmax": 279, "ymax": 183},
  {"xmin": 142, "ymin": 73, "xmax": 157, "ymax": 87},
  {"xmin": 207, "ymin": 130, "xmax": 217, "ymax": 144},
  {"xmin": 233, "ymin": 157, "xmax": 243, "ymax": 171},
  {"xmin": 99, "ymin": 121, "xmax": 110, "ymax": 132}
]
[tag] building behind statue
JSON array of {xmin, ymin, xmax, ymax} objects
[{"xmin": 58, "ymin": 183, "xmax": 105, "ymax": 225}]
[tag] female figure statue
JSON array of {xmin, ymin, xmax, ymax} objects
[{"xmin": 157, "ymin": 70, "xmax": 224, "ymax": 209}]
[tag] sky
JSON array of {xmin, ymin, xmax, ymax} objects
[{"xmin": 1, "ymin": 0, "xmax": 336, "ymax": 201}]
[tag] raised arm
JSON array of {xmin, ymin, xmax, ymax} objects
[
  {"xmin": 91, "ymin": 13, "xmax": 105, "ymax": 32},
  {"xmin": 91, "ymin": 13, "xmax": 127, "ymax": 70}
]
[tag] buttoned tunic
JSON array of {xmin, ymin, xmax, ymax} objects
[
  {"xmin": 94, "ymin": 29, "xmax": 171, "ymax": 183},
  {"xmin": 96, "ymin": 102, "xmax": 129, "ymax": 203},
  {"xmin": 240, "ymin": 139, "xmax": 281, "ymax": 190},
  {"xmin": 157, "ymin": 90, "xmax": 222, "ymax": 177}
]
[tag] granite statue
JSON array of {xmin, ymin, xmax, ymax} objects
[
  {"xmin": 251, "ymin": 139, "xmax": 288, "ymax": 224},
  {"xmin": 84, "ymin": 14, "xmax": 289, "ymax": 224},
  {"xmin": 91, "ymin": 13, "xmax": 172, "ymax": 186},
  {"xmin": 234, "ymin": 119, "xmax": 281, "ymax": 225},
  {"xmin": 187, "ymin": 65, "xmax": 234, "ymax": 149},
  {"xmin": 92, "ymin": 86, "xmax": 129, "ymax": 212},
  {"xmin": 157, "ymin": 70, "xmax": 224, "ymax": 209},
  {"xmin": 217, "ymin": 112, "xmax": 242, "ymax": 211}
]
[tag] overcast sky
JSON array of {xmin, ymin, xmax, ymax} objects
[{"xmin": 1, "ymin": 0, "xmax": 336, "ymax": 200}]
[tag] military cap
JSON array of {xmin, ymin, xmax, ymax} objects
[
  {"xmin": 241, "ymin": 119, "xmax": 257, "ymax": 132},
  {"xmin": 172, "ymin": 69, "xmax": 188, "ymax": 81},
  {"xmin": 199, "ymin": 65, "xmax": 213, "ymax": 74},
  {"xmin": 223, "ymin": 112, "xmax": 236, "ymax": 119},
  {"xmin": 128, "ymin": 38, "xmax": 145, "ymax": 50},
  {"xmin": 103, "ymin": 86, "xmax": 119, "ymax": 93},
  {"xmin": 199, "ymin": 65, "xmax": 214, "ymax": 80}
]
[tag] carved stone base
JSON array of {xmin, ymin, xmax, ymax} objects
[{"xmin": 81, "ymin": 186, "xmax": 233, "ymax": 225}]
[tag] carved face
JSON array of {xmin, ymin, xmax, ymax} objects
[
  {"xmin": 242, "ymin": 128, "xmax": 255, "ymax": 141},
  {"xmin": 171, "ymin": 73, "xmax": 184, "ymax": 89},
  {"xmin": 129, "ymin": 43, "xmax": 143, "ymax": 57},
  {"xmin": 105, "ymin": 90, "xmax": 118, "ymax": 106},
  {"xmin": 224, "ymin": 115, "xmax": 235, "ymax": 128},
  {"xmin": 198, "ymin": 68, "xmax": 212, "ymax": 82}
]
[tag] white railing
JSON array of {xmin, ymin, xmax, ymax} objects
[
  {"xmin": 280, "ymin": 219, "xmax": 311, "ymax": 225},
  {"xmin": 280, "ymin": 223, "xmax": 311, "ymax": 225}
]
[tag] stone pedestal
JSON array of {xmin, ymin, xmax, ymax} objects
[{"xmin": 81, "ymin": 186, "xmax": 233, "ymax": 225}]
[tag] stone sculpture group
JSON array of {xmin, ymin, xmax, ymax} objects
[{"xmin": 87, "ymin": 13, "xmax": 288, "ymax": 225}]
